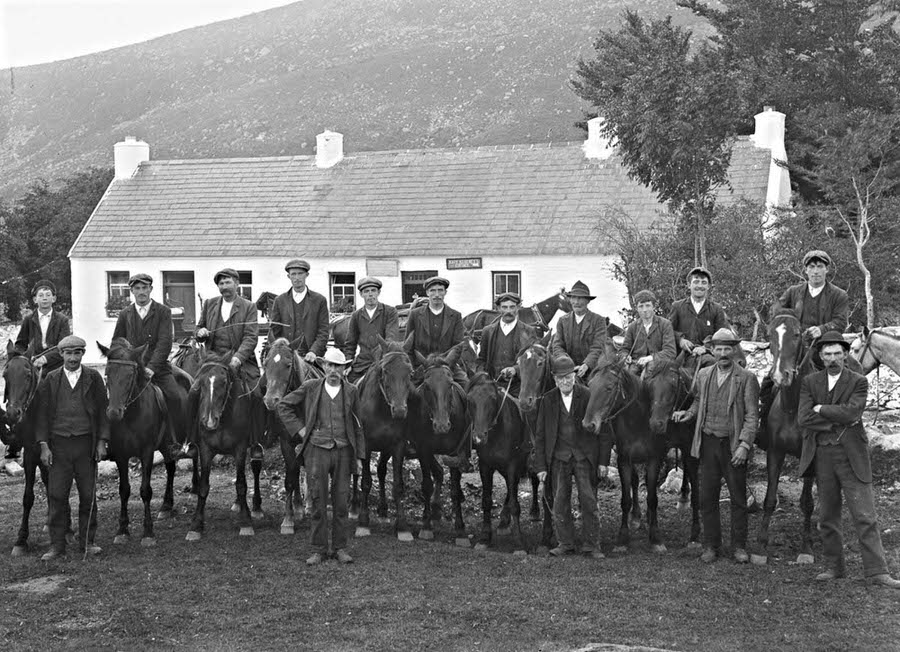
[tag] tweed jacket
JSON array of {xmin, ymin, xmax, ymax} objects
[
  {"xmin": 276, "ymin": 378, "xmax": 364, "ymax": 460},
  {"xmin": 798, "ymin": 368, "xmax": 870, "ymax": 482},
  {"xmin": 35, "ymin": 366, "xmax": 110, "ymax": 443},
  {"xmin": 620, "ymin": 316, "xmax": 676, "ymax": 363},
  {"xmin": 15, "ymin": 309, "xmax": 71, "ymax": 372},
  {"xmin": 196, "ymin": 295, "xmax": 259, "ymax": 369},
  {"xmin": 548, "ymin": 310, "xmax": 608, "ymax": 370},
  {"xmin": 686, "ymin": 364, "xmax": 759, "ymax": 458},
  {"xmin": 343, "ymin": 303, "xmax": 400, "ymax": 373},
  {"xmin": 533, "ymin": 384, "xmax": 601, "ymax": 473},
  {"xmin": 112, "ymin": 300, "xmax": 174, "ymax": 374},
  {"xmin": 667, "ymin": 298, "xmax": 730, "ymax": 347},
  {"xmin": 476, "ymin": 320, "xmax": 537, "ymax": 377},
  {"xmin": 772, "ymin": 281, "xmax": 849, "ymax": 334},
  {"xmin": 404, "ymin": 304, "xmax": 464, "ymax": 363},
  {"xmin": 268, "ymin": 288, "xmax": 330, "ymax": 357}
]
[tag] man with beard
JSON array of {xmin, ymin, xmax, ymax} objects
[
  {"xmin": 475, "ymin": 292, "xmax": 537, "ymax": 396},
  {"xmin": 549, "ymin": 281, "xmax": 608, "ymax": 381},
  {"xmin": 667, "ymin": 267, "xmax": 731, "ymax": 370},
  {"xmin": 798, "ymin": 332, "xmax": 900, "ymax": 588},
  {"xmin": 343, "ymin": 276, "xmax": 400, "ymax": 383},
  {"xmin": 674, "ymin": 328, "xmax": 759, "ymax": 564},
  {"xmin": 269, "ymin": 259, "xmax": 330, "ymax": 362}
]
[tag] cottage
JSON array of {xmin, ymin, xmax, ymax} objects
[{"xmin": 69, "ymin": 109, "xmax": 789, "ymax": 364}]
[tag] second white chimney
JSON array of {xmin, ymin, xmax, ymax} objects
[
  {"xmin": 114, "ymin": 136, "xmax": 150, "ymax": 180},
  {"xmin": 316, "ymin": 130, "xmax": 344, "ymax": 168},
  {"xmin": 583, "ymin": 116, "xmax": 615, "ymax": 160}
]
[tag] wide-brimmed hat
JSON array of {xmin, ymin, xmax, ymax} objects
[
  {"xmin": 686, "ymin": 266, "xmax": 712, "ymax": 283},
  {"xmin": 213, "ymin": 268, "xmax": 240, "ymax": 284},
  {"xmin": 565, "ymin": 280, "xmax": 595, "ymax": 300},
  {"xmin": 285, "ymin": 259, "xmax": 310, "ymax": 273},
  {"xmin": 31, "ymin": 279, "xmax": 56, "ymax": 296},
  {"xmin": 803, "ymin": 250, "xmax": 831, "ymax": 267},
  {"xmin": 357, "ymin": 276, "xmax": 382, "ymax": 291},
  {"xmin": 318, "ymin": 348, "xmax": 353, "ymax": 366},
  {"xmin": 58, "ymin": 335, "xmax": 87, "ymax": 352},
  {"xmin": 551, "ymin": 355, "xmax": 576, "ymax": 376},
  {"xmin": 710, "ymin": 328, "xmax": 740, "ymax": 346},
  {"xmin": 423, "ymin": 276, "xmax": 450, "ymax": 291},
  {"xmin": 495, "ymin": 292, "xmax": 521, "ymax": 306},
  {"xmin": 128, "ymin": 273, "xmax": 153, "ymax": 287},
  {"xmin": 815, "ymin": 331, "xmax": 850, "ymax": 351}
]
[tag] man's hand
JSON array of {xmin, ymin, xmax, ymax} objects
[
  {"xmin": 813, "ymin": 404, "xmax": 822, "ymax": 414},
  {"xmin": 40, "ymin": 443, "xmax": 52, "ymax": 467},
  {"xmin": 680, "ymin": 339, "xmax": 696, "ymax": 353},
  {"xmin": 537, "ymin": 471, "xmax": 547, "ymax": 483},
  {"xmin": 229, "ymin": 356, "xmax": 241, "ymax": 370},
  {"xmin": 294, "ymin": 428, "xmax": 306, "ymax": 457},
  {"xmin": 33, "ymin": 355, "xmax": 47, "ymax": 368},
  {"xmin": 731, "ymin": 444, "xmax": 749, "ymax": 466},
  {"xmin": 499, "ymin": 367, "xmax": 517, "ymax": 380},
  {"xmin": 575, "ymin": 363, "xmax": 589, "ymax": 378},
  {"xmin": 672, "ymin": 410, "xmax": 690, "ymax": 423},
  {"xmin": 806, "ymin": 326, "xmax": 823, "ymax": 340},
  {"xmin": 304, "ymin": 351, "xmax": 318, "ymax": 363},
  {"xmin": 691, "ymin": 345, "xmax": 708, "ymax": 357},
  {"xmin": 96, "ymin": 440, "xmax": 108, "ymax": 461},
  {"xmin": 195, "ymin": 327, "xmax": 210, "ymax": 339},
  {"xmin": 144, "ymin": 368, "xmax": 154, "ymax": 380},
  {"xmin": 637, "ymin": 355, "xmax": 653, "ymax": 367}
]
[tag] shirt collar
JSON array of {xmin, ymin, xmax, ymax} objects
[
  {"xmin": 574, "ymin": 312, "xmax": 586, "ymax": 324},
  {"xmin": 807, "ymin": 283, "xmax": 825, "ymax": 298},
  {"xmin": 499, "ymin": 318, "xmax": 517, "ymax": 335},
  {"xmin": 429, "ymin": 306, "xmax": 444, "ymax": 316},
  {"xmin": 691, "ymin": 297, "xmax": 706, "ymax": 312},
  {"xmin": 292, "ymin": 288, "xmax": 308, "ymax": 303},
  {"xmin": 324, "ymin": 382, "xmax": 341, "ymax": 398}
]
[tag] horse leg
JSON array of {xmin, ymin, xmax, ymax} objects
[
  {"xmin": 12, "ymin": 450, "xmax": 38, "ymax": 555},
  {"xmin": 629, "ymin": 469, "xmax": 642, "ymax": 531},
  {"xmin": 508, "ymin": 466, "xmax": 527, "ymax": 555},
  {"xmin": 758, "ymin": 448, "xmax": 785, "ymax": 551},
  {"xmin": 279, "ymin": 437, "xmax": 296, "ymax": 534},
  {"xmin": 393, "ymin": 441, "xmax": 412, "ymax": 541},
  {"xmin": 349, "ymin": 472, "xmax": 360, "ymax": 520},
  {"xmin": 475, "ymin": 463, "xmax": 493, "ymax": 549},
  {"xmin": 615, "ymin": 462, "xmax": 633, "ymax": 551},
  {"xmin": 356, "ymin": 456, "xmax": 373, "ymax": 537},
  {"xmin": 529, "ymin": 472, "xmax": 541, "ymax": 522},
  {"xmin": 450, "ymin": 466, "xmax": 467, "ymax": 546},
  {"xmin": 797, "ymin": 475, "xmax": 815, "ymax": 564},
  {"xmin": 541, "ymin": 474, "xmax": 554, "ymax": 549},
  {"xmin": 429, "ymin": 457, "xmax": 444, "ymax": 522},
  {"xmin": 250, "ymin": 457, "xmax": 264, "ymax": 519},
  {"xmin": 376, "ymin": 452, "xmax": 390, "ymax": 518},
  {"xmin": 497, "ymin": 468, "xmax": 512, "ymax": 535},
  {"xmin": 684, "ymin": 452, "xmax": 702, "ymax": 547},
  {"xmin": 186, "ymin": 444, "xmax": 212, "ymax": 541},
  {"xmin": 419, "ymin": 454, "xmax": 435, "ymax": 540},
  {"xmin": 114, "ymin": 457, "xmax": 131, "ymax": 544},
  {"xmin": 139, "ymin": 451, "xmax": 157, "ymax": 546},
  {"xmin": 158, "ymin": 459, "xmax": 176, "ymax": 520},
  {"xmin": 236, "ymin": 448, "xmax": 254, "ymax": 536},
  {"xmin": 647, "ymin": 457, "xmax": 665, "ymax": 553}
]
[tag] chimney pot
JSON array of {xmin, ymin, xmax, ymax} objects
[
  {"xmin": 583, "ymin": 116, "xmax": 615, "ymax": 160},
  {"xmin": 113, "ymin": 137, "xmax": 150, "ymax": 180},
  {"xmin": 316, "ymin": 130, "xmax": 344, "ymax": 168}
]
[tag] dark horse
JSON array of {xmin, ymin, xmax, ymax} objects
[
  {"xmin": 98, "ymin": 339, "xmax": 179, "ymax": 547},
  {"xmin": 172, "ymin": 337, "xmax": 203, "ymax": 378},
  {"xmin": 261, "ymin": 337, "xmax": 321, "ymax": 535},
  {"xmin": 2, "ymin": 341, "xmax": 70, "ymax": 555},
  {"xmin": 466, "ymin": 372, "xmax": 530, "ymax": 553},
  {"xmin": 462, "ymin": 290, "xmax": 572, "ymax": 341},
  {"xmin": 186, "ymin": 349, "xmax": 266, "ymax": 540},
  {"xmin": 583, "ymin": 359, "xmax": 669, "ymax": 553},
  {"xmin": 408, "ymin": 348, "xmax": 469, "ymax": 544},
  {"xmin": 351, "ymin": 336, "xmax": 415, "ymax": 541}
]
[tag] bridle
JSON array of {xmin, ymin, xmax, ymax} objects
[
  {"xmin": 377, "ymin": 351, "xmax": 411, "ymax": 409},
  {"xmin": 197, "ymin": 361, "xmax": 234, "ymax": 422},
  {"xmin": 106, "ymin": 358, "xmax": 154, "ymax": 410},
  {"xmin": 596, "ymin": 364, "xmax": 636, "ymax": 424},
  {"xmin": 3, "ymin": 357, "xmax": 42, "ymax": 424}
]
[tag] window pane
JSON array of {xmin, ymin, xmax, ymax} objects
[{"xmin": 238, "ymin": 271, "xmax": 252, "ymax": 285}]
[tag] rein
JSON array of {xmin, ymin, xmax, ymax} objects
[
  {"xmin": 4, "ymin": 358, "xmax": 43, "ymax": 423},
  {"xmin": 377, "ymin": 351, "xmax": 410, "ymax": 409},
  {"xmin": 600, "ymin": 366, "xmax": 637, "ymax": 424},
  {"xmin": 106, "ymin": 359, "xmax": 155, "ymax": 410}
]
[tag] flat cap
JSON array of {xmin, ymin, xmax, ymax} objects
[
  {"xmin": 285, "ymin": 259, "xmax": 310, "ymax": 272},
  {"xmin": 357, "ymin": 276, "xmax": 382, "ymax": 291},
  {"xmin": 686, "ymin": 266, "xmax": 712, "ymax": 283},
  {"xmin": 710, "ymin": 328, "xmax": 740, "ymax": 346},
  {"xmin": 815, "ymin": 331, "xmax": 850, "ymax": 351},
  {"xmin": 803, "ymin": 250, "xmax": 831, "ymax": 267},
  {"xmin": 58, "ymin": 335, "xmax": 87, "ymax": 351},
  {"xmin": 213, "ymin": 268, "xmax": 240, "ymax": 284},
  {"xmin": 31, "ymin": 279, "xmax": 56, "ymax": 296},
  {"xmin": 128, "ymin": 273, "xmax": 153, "ymax": 287},
  {"xmin": 495, "ymin": 292, "xmax": 522, "ymax": 305},
  {"xmin": 423, "ymin": 276, "xmax": 450, "ymax": 291},
  {"xmin": 551, "ymin": 355, "xmax": 576, "ymax": 376}
]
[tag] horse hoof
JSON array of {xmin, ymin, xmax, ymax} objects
[
  {"xmin": 280, "ymin": 525, "xmax": 295, "ymax": 536},
  {"xmin": 355, "ymin": 527, "xmax": 371, "ymax": 538},
  {"xmin": 474, "ymin": 543, "xmax": 489, "ymax": 551},
  {"xmin": 10, "ymin": 545, "xmax": 26, "ymax": 557},
  {"xmin": 156, "ymin": 510, "xmax": 173, "ymax": 521},
  {"xmin": 686, "ymin": 541, "xmax": 703, "ymax": 550},
  {"xmin": 455, "ymin": 537, "xmax": 471, "ymax": 548},
  {"xmin": 496, "ymin": 527, "xmax": 511, "ymax": 536},
  {"xmin": 796, "ymin": 553, "xmax": 814, "ymax": 565},
  {"xmin": 251, "ymin": 510, "xmax": 265, "ymax": 520},
  {"xmin": 512, "ymin": 549, "xmax": 528, "ymax": 557},
  {"xmin": 140, "ymin": 537, "xmax": 157, "ymax": 548},
  {"xmin": 613, "ymin": 545, "xmax": 628, "ymax": 554},
  {"xmin": 230, "ymin": 503, "xmax": 240, "ymax": 513},
  {"xmin": 397, "ymin": 531, "xmax": 414, "ymax": 542},
  {"xmin": 651, "ymin": 544, "xmax": 667, "ymax": 554},
  {"xmin": 113, "ymin": 534, "xmax": 129, "ymax": 545},
  {"xmin": 750, "ymin": 553, "xmax": 768, "ymax": 566},
  {"xmin": 239, "ymin": 527, "xmax": 255, "ymax": 537},
  {"xmin": 419, "ymin": 529, "xmax": 434, "ymax": 541},
  {"xmin": 185, "ymin": 531, "xmax": 202, "ymax": 542}
]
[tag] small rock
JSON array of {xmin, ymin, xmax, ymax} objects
[
  {"xmin": 97, "ymin": 461, "xmax": 118, "ymax": 478},
  {"xmin": 4, "ymin": 460, "xmax": 24, "ymax": 477}
]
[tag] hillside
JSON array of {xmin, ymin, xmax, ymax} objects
[{"xmin": 0, "ymin": 0, "xmax": 709, "ymax": 199}]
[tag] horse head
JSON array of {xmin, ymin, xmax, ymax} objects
[
  {"xmin": 644, "ymin": 359, "xmax": 688, "ymax": 436},
  {"xmin": 262, "ymin": 338, "xmax": 301, "ymax": 411},
  {"xmin": 557, "ymin": 288, "xmax": 573, "ymax": 313},
  {"xmin": 517, "ymin": 342, "xmax": 549, "ymax": 414},
  {"xmin": 3, "ymin": 339, "xmax": 38, "ymax": 426},
  {"xmin": 194, "ymin": 353, "xmax": 234, "ymax": 431},
  {"xmin": 98, "ymin": 338, "xmax": 148, "ymax": 422},
  {"xmin": 769, "ymin": 312, "xmax": 802, "ymax": 387},
  {"xmin": 374, "ymin": 336, "xmax": 413, "ymax": 419},
  {"xmin": 418, "ymin": 352, "xmax": 457, "ymax": 434},
  {"xmin": 582, "ymin": 359, "xmax": 634, "ymax": 434},
  {"xmin": 465, "ymin": 373, "xmax": 500, "ymax": 446}
]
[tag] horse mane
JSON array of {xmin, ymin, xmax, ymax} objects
[
  {"xmin": 465, "ymin": 371, "xmax": 492, "ymax": 393},
  {"xmin": 268, "ymin": 337, "xmax": 293, "ymax": 358}
]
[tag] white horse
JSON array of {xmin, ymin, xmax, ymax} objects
[{"xmin": 851, "ymin": 326, "xmax": 900, "ymax": 375}]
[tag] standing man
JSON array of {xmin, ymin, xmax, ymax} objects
[
  {"xmin": 35, "ymin": 335, "xmax": 110, "ymax": 560},
  {"xmin": 667, "ymin": 267, "xmax": 730, "ymax": 370},
  {"xmin": 798, "ymin": 332, "xmax": 900, "ymax": 588},
  {"xmin": 194, "ymin": 268, "xmax": 263, "ymax": 458},
  {"xmin": 277, "ymin": 348, "xmax": 365, "ymax": 566},
  {"xmin": 343, "ymin": 276, "xmax": 400, "ymax": 383},
  {"xmin": 404, "ymin": 276, "xmax": 465, "ymax": 377},
  {"xmin": 549, "ymin": 281, "xmax": 608, "ymax": 381},
  {"xmin": 534, "ymin": 355, "xmax": 605, "ymax": 559},
  {"xmin": 674, "ymin": 328, "xmax": 759, "ymax": 564},
  {"xmin": 269, "ymin": 259, "xmax": 330, "ymax": 363},
  {"xmin": 620, "ymin": 290, "xmax": 676, "ymax": 377},
  {"xmin": 112, "ymin": 273, "xmax": 190, "ymax": 457},
  {"xmin": 476, "ymin": 292, "xmax": 537, "ymax": 395}
]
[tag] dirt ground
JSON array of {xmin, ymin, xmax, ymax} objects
[{"xmin": 2, "ymin": 426, "xmax": 900, "ymax": 652}]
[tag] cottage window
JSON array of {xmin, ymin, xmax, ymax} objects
[
  {"xmin": 492, "ymin": 271, "xmax": 521, "ymax": 301},
  {"xmin": 237, "ymin": 270, "xmax": 253, "ymax": 301},
  {"xmin": 106, "ymin": 271, "xmax": 131, "ymax": 316},
  {"xmin": 401, "ymin": 270, "xmax": 438, "ymax": 304},
  {"xmin": 330, "ymin": 273, "xmax": 355, "ymax": 313}
]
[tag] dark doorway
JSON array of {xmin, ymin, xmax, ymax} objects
[
  {"xmin": 163, "ymin": 271, "xmax": 196, "ymax": 334},
  {"xmin": 401, "ymin": 270, "xmax": 438, "ymax": 304}
]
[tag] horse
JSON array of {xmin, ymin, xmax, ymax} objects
[
  {"xmin": 185, "ymin": 349, "xmax": 267, "ymax": 540},
  {"xmin": 852, "ymin": 326, "xmax": 900, "ymax": 376},
  {"xmin": 408, "ymin": 347, "xmax": 470, "ymax": 544},
  {"xmin": 98, "ymin": 339, "xmax": 179, "ymax": 547},
  {"xmin": 172, "ymin": 337, "xmax": 203, "ymax": 378},
  {"xmin": 466, "ymin": 372, "xmax": 530, "ymax": 554},
  {"xmin": 462, "ymin": 290, "xmax": 572, "ymax": 341},
  {"xmin": 2, "ymin": 341, "xmax": 71, "ymax": 555},
  {"xmin": 260, "ymin": 337, "xmax": 321, "ymax": 535},
  {"xmin": 583, "ymin": 359, "xmax": 669, "ymax": 553},
  {"xmin": 352, "ymin": 336, "xmax": 415, "ymax": 541}
]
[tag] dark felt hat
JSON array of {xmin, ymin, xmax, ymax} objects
[
  {"xmin": 815, "ymin": 331, "xmax": 850, "ymax": 351},
  {"xmin": 686, "ymin": 266, "xmax": 712, "ymax": 283},
  {"xmin": 710, "ymin": 328, "xmax": 740, "ymax": 346},
  {"xmin": 31, "ymin": 279, "xmax": 56, "ymax": 296},
  {"xmin": 128, "ymin": 273, "xmax": 153, "ymax": 287},
  {"xmin": 58, "ymin": 335, "xmax": 86, "ymax": 351},
  {"xmin": 423, "ymin": 276, "xmax": 450, "ymax": 291},
  {"xmin": 357, "ymin": 276, "xmax": 382, "ymax": 291},
  {"xmin": 803, "ymin": 250, "xmax": 831, "ymax": 267},
  {"xmin": 551, "ymin": 355, "xmax": 576, "ymax": 376},
  {"xmin": 213, "ymin": 268, "xmax": 240, "ymax": 284},
  {"xmin": 285, "ymin": 259, "xmax": 310, "ymax": 272},
  {"xmin": 565, "ymin": 280, "xmax": 595, "ymax": 300},
  {"xmin": 495, "ymin": 292, "xmax": 521, "ymax": 305}
]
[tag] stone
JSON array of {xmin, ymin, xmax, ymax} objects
[{"xmin": 97, "ymin": 461, "xmax": 118, "ymax": 478}]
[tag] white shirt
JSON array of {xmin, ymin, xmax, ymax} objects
[
  {"xmin": 807, "ymin": 284, "xmax": 825, "ymax": 298},
  {"xmin": 827, "ymin": 372, "xmax": 841, "ymax": 392},
  {"xmin": 38, "ymin": 309, "xmax": 52, "ymax": 349},
  {"xmin": 574, "ymin": 312, "xmax": 586, "ymax": 325},
  {"xmin": 65, "ymin": 366, "xmax": 82, "ymax": 389},
  {"xmin": 561, "ymin": 392, "xmax": 573, "ymax": 412},
  {"xmin": 365, "ymin": 306, "xmax": 378, "ymax": 320},
  {"xmin": 292, "ymin": 288, "xmax": 308, "ymax": 304},
  {"xmin": 499, "ymin": 318, "xmax": 517, "ymax": 336},
  {"xmin": 220, "ymin": 298, "xmax": 234, "ymax": 323},
  {"xmin": 324, "ymin": 383, "xmax": 341, "ymax": 399},
  {"xmin": 691, "ymin": 298, "xmax": 706, "ymax": 314},
  {"xmin": 136, "ymin": 300, "xmax": 152, "ymax": 320},
  {"xmin": 429, "ymin": 306, "xmax": 444, "ymax": 316}
]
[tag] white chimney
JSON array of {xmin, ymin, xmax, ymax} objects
[
  {"xmin": 751, "ymin": 106, "xmax": 791, "ymax": 212},
  {"xmin": 752, "ymin": 106, "xmax": 785, "ymax": 152},
  {"xmin": 114, "ymin": 137, "xmax": 150, "ymax": 180},
  {"xmin": 315, "ymin": 130, "xmax": 344, "ymax": 168},
  {"xmin": 583, "ymin": 116, "xmax": 615, "ymax": 160}
]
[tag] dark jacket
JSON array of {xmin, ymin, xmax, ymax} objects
[
  {"xmin": 112, "ymin": 300, "xmax": 174, "ymax": 374},
  {"xmin": 686, "ymin": 364, "xmax": 759, "ymax": 458},
  {"xmin": 269, "ymin": 288, "xmax": 330, "ymax": 357},
  {"xmin": 476, "ymin": 320, "xmax": 537, "ymax": 377},
  {"xmin": 15, "ymin": 309, "xmax": 71, "ymax": 372},
  {"xmin": 343, "ymin": 303, "xmax": 400, "ymax": 375},
  {"xmin": 533, "ymin": 383, "xmax": 600, "ymax": 473},
  {"xmin": 404, "ymin": 304, "xmax": 464, "ymax": 363},
  {"xmin": 197, "ymin": 295, "xmax": 259, "ymax": 379},
  {"xmin": 35, "ymin": 366, "xmax": 110, "ymax": 443},
  {"xmin": 667, "ymin": 298, "xmax": 730, "ymax": 347},
  {"xmin": 549, "ymin": 310, "xmax": 608, "ymax": 370},
  {"xmin": 621, "ymin": 316, "xmax": 677, "ymax": 363},
  {"xmin": 798, "ymin": 368, "xmax": 870, "ymax": 482},
  {"xmin": 276, "ymin": 378, "xmax": 364, "ymax": 460},
  {"xmin": 773, "ymin": 281, "xmax": 849, "ymax": 334}
]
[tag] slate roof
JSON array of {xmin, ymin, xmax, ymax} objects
[{"xmin": 70, "ymin": 136, "xmax": 772, "ymax": 258}]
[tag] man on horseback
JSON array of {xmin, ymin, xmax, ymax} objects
[
  {"xmin": 112, "ymin": 273, "xmax": 191, "ymax": 458},
  {"xmin": 277, "ymin": 348, "xmax": 365, "ymax": 566},
  {"xmin": 475, "ymin": 292, "xmax": 537, "ymax": 396},
  {"xmin": 35, "ymin": 335, "xmax": 110, "ymax": 560},
  {"xmin": 667, "ymin": 267, "xmax": 731, "ymax": 371},
  {"xmin": 620, "ymin": 290, "xmax": 676, "ymax": 377},
  {"xmin": 674, "ymin": 328, "xmax": 759, "ymax": 565},
  {"xmin": 759, "ymin": 250, "xmax": 849, "ymax": 440},
  {"xmin": 404, "ymin": 276, "xmax": 465, "ymax": 380},
  {"xmin": 194, "ymin": 268, "xmax": 264, "ymax": 459},
  {"xmin": 798, "ymin": 332, "xmax": 900, "ymax": 588},
  {"xmin": 343, "ymin": 276, "xmax": 400, "ymax": 383},
  {"xmin": 269, "ymin": 259, "xmax": 330, "ymax": 363},
  {"xmin": 549, "ymin": 281, "xmax": 609, "ymax": 380}
]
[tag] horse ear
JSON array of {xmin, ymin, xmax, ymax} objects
[
  {"xmin": 445, "ymin": 344, "xmax": 461, "ymax": 368},
  {"xmin": 674, "ymin": 350, "xmax": 686, "ymax": 367},
  {"xmin": 134, "ymin": 344, "xmax": 148, "ymax": 361},
  {"xmin": 415, "ymin": 351, "xmax": 428, "ymax": 367},
  {"xmin": 5, "ymin": 340, "xmax": 14, "ymax": 357},
  {"xmin": 403, "ymin": 332, "xmax": 415, "ymax": 352},
  {"xmin": 199, "ymin": 343, "xmax": 208, "ymax": 362},
  {"xmin": 97, "ymin": 341, "xmax": 110, "ymax": 358}
]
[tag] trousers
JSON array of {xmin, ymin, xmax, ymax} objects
[
  {"xmin": 700, "ymin": 433, "xmax": 748, "ymax": 550},
  {"xmin": 306, "ymin": 443, "xmax": 353, "ymax": 552},
  {"xmin": 47, "ymin": 434, "xmax": 97, "ymax": 551},
  {"xmin": 551, "ymin": 456, "xmax": 600, "ymax": 552}
]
